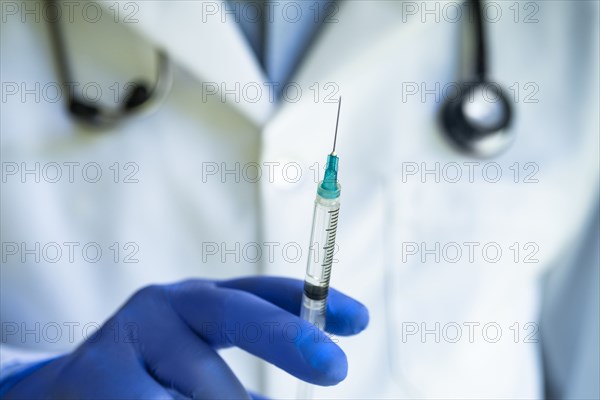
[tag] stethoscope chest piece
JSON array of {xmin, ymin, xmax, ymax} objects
[
  {"xmin": 438, "ymin": 0, "xmax": 515, "ymax": 158},
  {"xmin": 441, "ymin": 81, "xmax": 513, "ymax": 157}
]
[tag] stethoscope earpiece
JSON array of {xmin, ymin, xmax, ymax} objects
[
  {"xmin": 68, "ymin": 98, "xmax": 100, "ymax": 122},
  {"xmin": 65, "ymin": 81, "xmax": 155, "ymax": 127},
  {"xmin": 441, "ymin": 81, "xmax": 513, "ymax": 157},
  {"xmin": 123, "ymin": 82, "xmax": 152, "ymax": 110}
]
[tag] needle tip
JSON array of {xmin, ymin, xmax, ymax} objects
[{"xmin": 332, "ymin": 97, "xmax": 342, "ymax": 153}]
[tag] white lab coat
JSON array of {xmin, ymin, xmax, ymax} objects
[{"xmin": 1, "ymin": 1, "xmax": 598, "ymax": 398}]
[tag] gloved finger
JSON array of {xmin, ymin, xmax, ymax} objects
[
  {"xmin": 54, "ymin": 347, "xmax": 173, "ymax": 400},
  {"xmin": 248, "ymin": 391, "xmax": 269, "ymax": 400},
  {"xmin": 218, "ymin": 277, "xmax": 369, "ymax": 336},
  {"xmin": 95, "ymin": 366, "xmax": 174, "ymax": 400},
  {"xmin": 141, "ymin": 317, "xmax": 250, "ymax": 400},
  {"xmin": 166, "ymin": 281, "xmax": 347, "ymax": 386},
  {"xmin": 165, "ymin": 388, "xmax": 192, "ymax": 400}
]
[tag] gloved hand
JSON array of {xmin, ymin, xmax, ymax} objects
[{"xmin": 1, "ymin": 277, "xmax": 369, "ymax": 399}]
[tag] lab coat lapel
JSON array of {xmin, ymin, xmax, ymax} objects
[
  {"xmin": 289, "ymin": 1, "xmax": 410, "ymax": 86},
  {"xmin": 98, "ymin": 0, "xmax": 274, "ymax": 127},
  {"xmin": 260, "ymin": 0, "xmax": 415, "ymax": 162},
  {"xmin": 97, "ymin": 1, "xmax": 408, "ymax": 128},
  {"xmin": 264, "ymin": 0, "xmax": 412, "ymax": 133}
]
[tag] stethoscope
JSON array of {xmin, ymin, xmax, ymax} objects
[
  {"xmin": 46, "ymin": 0, "xmax": 173, "ymax": 127},
  {"xmin": 440, "ymin": 0, "xmax": 513, "ymax": 157},
  {"xmin": 47, "ymin": 0, "xmax": 512, "ymax": 157}
]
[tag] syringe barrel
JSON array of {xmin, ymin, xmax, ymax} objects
[{"xmin": 300, "ymin": 190, "xmax": 340, "ymax": 328}]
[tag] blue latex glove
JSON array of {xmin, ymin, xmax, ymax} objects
[{"xmin": 1, "ymin": 277, "xmax": 369, "ymax": 399}]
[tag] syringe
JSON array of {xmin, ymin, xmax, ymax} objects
[{"xmin": 300, "ymin": 97, "xmax": 343, "ymax": 330}]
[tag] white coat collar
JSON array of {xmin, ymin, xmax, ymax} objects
[
  {"xmin": 97, "ymin": 0, "xmax": 270, "ymax": 126},
  {"xmin": 98, "ymin": 1, "xmax": 408, "ymax": 127}
]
